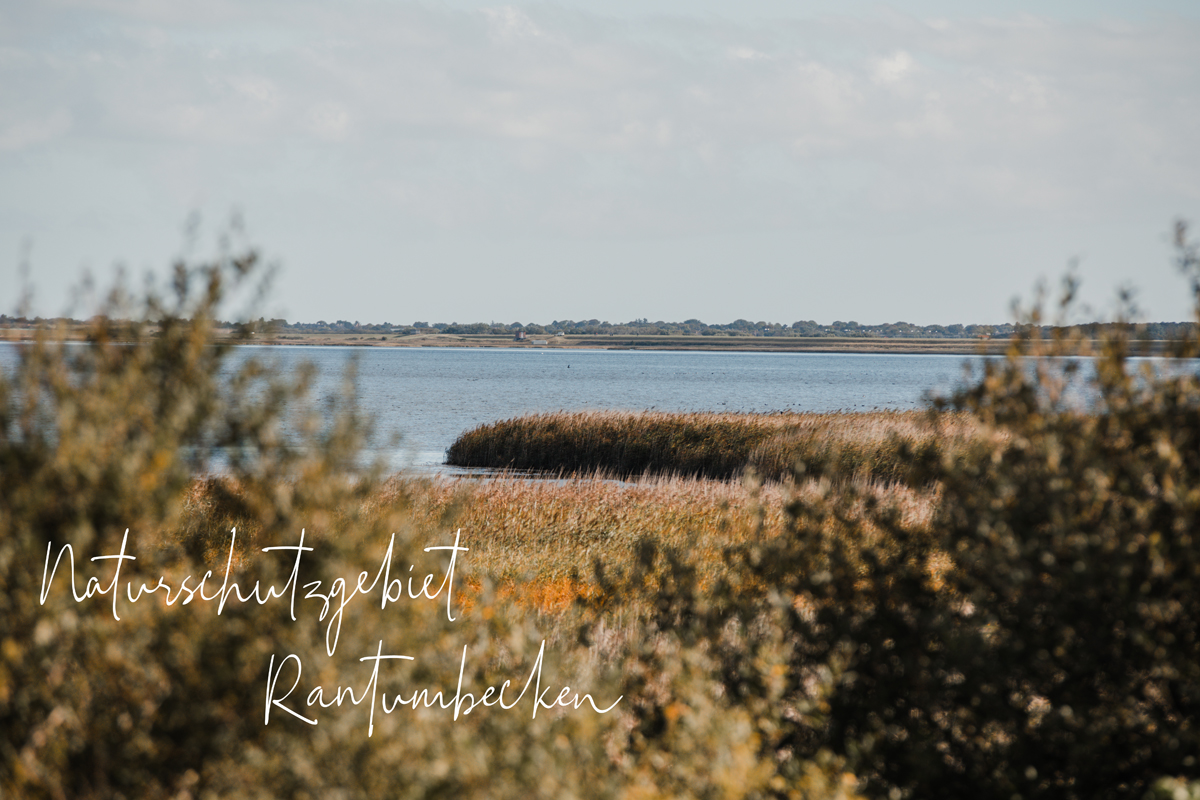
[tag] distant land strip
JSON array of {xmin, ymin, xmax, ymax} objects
[{"xmin": 1, "ymin": 315, "xmax": 1193, "ymax": 355}]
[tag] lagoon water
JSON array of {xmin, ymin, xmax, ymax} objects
[
  {"xmin": 0, "ymin": 343, "xmax": 985, "ymax": 470},
  {"xmin": 227, "ymin": 346, "xmax": 980, "ymax": 470}
]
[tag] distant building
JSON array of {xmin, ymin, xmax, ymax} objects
[{"xmin": 514, "ymin": 331, "xmax": 527, "ymax": 341}]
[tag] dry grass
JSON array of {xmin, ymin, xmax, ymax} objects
[
  {"xmin": 448, "ymin": 408, "xmax": 992, "ymax": 483},
  {"xmin": 172, "ymin": 407, "xmax": 971, "ymax": 636},
  {"xmin": 168, "ymin": 407, "xmax": 959, "ymax": 676},
  {"xmin": 176, "ymin": 470, "xmax": 941, "ymax": 620},
  {"xmin": 383, "ymin": 472, "xmax": 789, "ymax": 585}
]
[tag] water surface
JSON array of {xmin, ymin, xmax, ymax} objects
[
  {"xmin": 226, "ymin": 346, "xmax": 978, "ymax": 468},
  {"xmin": 3, "ymin": 343, "xmax": 1084, "ymax": 471}
]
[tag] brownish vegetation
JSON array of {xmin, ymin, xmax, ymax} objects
[
  {"xmin": 447, "ymin": 408, "xmax": 993, "ymax": 483},
  {"xmin": 182, "ymin": 471, "xmax": 939, "ymax": 614}
]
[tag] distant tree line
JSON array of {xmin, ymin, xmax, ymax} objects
[
  {"xmin": 245, "ymin": 318, "xmax": 1200, "ymax": 340},
  {"xmin": 1, "ymin": 313, "xmax": 1194, "ymax": 340}
]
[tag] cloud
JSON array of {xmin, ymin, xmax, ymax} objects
[
  {"xmin": 482, "ymin": 5, "xmax": 547, "ymax": 42},
  {"xmin": 0, "ymin": 109, "xmax": 73, "ymax": 151},
  {"xmin": 871, "ymin": 50, "xmax": 915, "ymax": 84},
  {"xmin": 1, "ymin": 1, "xmax": 1198, "ymax": 322}
]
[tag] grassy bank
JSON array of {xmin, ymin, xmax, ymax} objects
[
  {"xmin": 446, "ymin": 408, "xmax": 991, "ymax": 482},
  {"xmin": 181, "ymin": 472, "xmax": 938, "ymax": 615}
]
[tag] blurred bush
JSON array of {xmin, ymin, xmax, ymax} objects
[
  {"xmin": 0, "ymin": 247, "xmax": 629, "ymax": 799},
  {"xmin": 596, "ymin": 227, "xmax": 1200, "ymax": 799},
  {"xmin": 0, "ymin": 243, "xmax": 861, "ymax": 799}
]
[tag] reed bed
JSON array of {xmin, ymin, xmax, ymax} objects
[
  {"xmin": 178, "ymin": 471, "xmax": 940, "ymax": 617},
  {"xmin": 746, "ymin": 408, "xmax": 994, "ymax": 482},
  {"xmin": 447, "ymin": 408, "xmax": 991, "ymax": 483},
  {"xmin": 382, "ymin": 473, "xmax": 788, "ymax": 594}
]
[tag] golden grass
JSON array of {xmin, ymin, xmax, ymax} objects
[
  {"xmin": 448, "ymin": 409, "xmax": 991, "ymax": 483},
  {"xmin": 167, "ymin": 410, "xmax": 959, "ymax": 663},
  {"xmin": 383, "ymin": 472, "xmax": 789, "ymax": 582},
  {"xmin": 747, "ymin": 408, "xmax": 993, "ymax": 482},
  {"xmin": 173, "ymin": 407, "xmax": 976, "ymax": 633},
  {"xmin": 177, "ymin": 470, "xmax": 941, "ymax": 619}
]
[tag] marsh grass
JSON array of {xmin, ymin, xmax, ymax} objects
[
  {"xmin": 176, "ymin": 470, "xmax": 939, "ymax": 625},
  {"xmin": 447, "ymin": 408, "xmax": 992, "ymax": 483}
]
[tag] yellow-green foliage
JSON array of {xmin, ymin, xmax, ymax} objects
[{"xmin": 447, "ymin": 408, "xmax": 986, "ymax": 483}]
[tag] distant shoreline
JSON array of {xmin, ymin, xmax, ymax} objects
[
  {"xmin": 235, "ymin": 331, "xmax": 1012, "ymax": 355},
  {"xmin": 228, "ymin": 332, "xmax": 1190, "ymax": 356},
  {"xmin": 1, "ymin": 329, "xmax": 1182, "ymax": 356}
]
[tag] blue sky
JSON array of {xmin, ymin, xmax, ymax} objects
[{"xmin": 2, "ymin": 0, "xmax": 1198, "ymax": 325}]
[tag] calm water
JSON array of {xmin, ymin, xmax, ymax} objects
[
  {"xmin": 0, "ymin": 343, "xmax": 992, "ymax": 469},
  {"xmin": 225, "ymin": 346, "xmax": 979, "ymax": 469}
]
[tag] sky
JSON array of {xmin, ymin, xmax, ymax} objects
[{"xmin": 2, "ymin": 0, "xmax": 1198, "ymax": 326}]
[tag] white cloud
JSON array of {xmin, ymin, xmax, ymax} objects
[
  {"xmin": 728, "ymin": 46, "xmax": 767, "ymax": 60},
  {"xmin": 482, "ymin": 6, "xmax": 546, "ymax": 42},
  {"xmin": 307, "ymin": 103, "xmax": 349, "ymax": 140},
  {"xmin": 1, "ymin": 2, "xmax": 1198, "ymax": 321},
  {"xmin": 227, "ymin": 74, "xmax": 281, "ymax": 109},
  {"xmin": 871, "ymin": 50, "xmax": 915, "ymax": 84}
]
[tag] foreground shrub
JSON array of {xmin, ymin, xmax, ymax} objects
[
  {"xmin": 577, "ymin": 231, "xmax": 1200, "ymax": 799},
  {"xmin": 0, "ymin": 251, "xmax": 628, "ymax": 799},
  {"xmin": 0, "ymin": 245, "xmax": 866, "ymax": 799}
]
